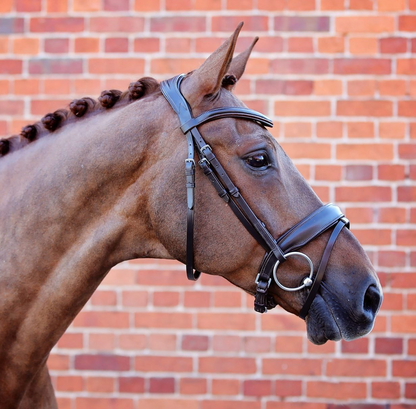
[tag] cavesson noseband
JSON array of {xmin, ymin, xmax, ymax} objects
[{"xmin": 161, "ymin": 74, "xmax": 349, "ymax": 319}]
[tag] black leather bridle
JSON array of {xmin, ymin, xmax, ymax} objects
[{"xmin": 161, "ymin": 74, "xmax": 349, "ymax": 319}]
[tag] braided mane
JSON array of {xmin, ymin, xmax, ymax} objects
[{"xmin": 0, "ymin": 77, "xmax": 160, "ymax": 159}]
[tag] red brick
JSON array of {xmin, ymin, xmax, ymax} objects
[
  {"xmin": 0, "ymin": 59, "xmax": 22, "ymax": 74},
  {"xmin": 212, "ymin": 379, "xmax": 240, "ymax": 395},
  {"xmin": 0, "ymin": 0, "xmax": 13, "ymax": 12},
  {"xmin": 153, "ymin": 291, "xmax": 180, "ymax": 307},
  {"xmin": 29, "ymin": 58, "xmax": 83, "ymax": 74},
  {"xmin": 57, "ymin": 332, "xmax": 83, "ymax": 349},
  {"xmin": 379, "ymin": 122, "xmax": 406, "ymax": 138},
  {"xmin": 399, "ymin": 16, "xmax": 416, "ymax": 31},
  {"xmin": 151, "ymin": 58, "xmax": 205, "ymax": 74},
  {"xmin": 397, "ymin": 230, "xmax": 416, "ymax": 246},
  {"xmin": 346, "ymin": 122, "xmax": 374, "ymax": 138},
  {"xmin": 89, "ymin": 58, "xmax": 144, "ymax": 74},
  {"xmin": 318, "ymin": 36, "xmax": 344, "ymax": 53},
  {"xmin": 213, "ymin": 16, "xmax": 268, "ymax": 32},
  {"xmin": 197, "ymin": 313, "xmax": 255, "ymax": 330},
  {"xmin": 397, "ymin": 59, "xmax": 416, "ymax": 74},
  {"xmin": 281, "ymin": 142, "xmax": 331, "ymax": 159},
  {"xmin": 337, "ymin": 100, "xmax": 392, "ymax": 117},
  {"xmin": 118, "ymin": 334, "xmax": 146, "ymax": 350},
  {"xmin": 258, "ymin": 0, "xmax": 285, "ymax": 9},
  {"xmin": 275, "ymin": 16, "xmax": 329, "ymax": 32},
  {"xmin": 307, "ymin": 381, "xmax": 366, "ymax": 400},
  {"xmin": 46, "ymin": 0, "xmax": 67, "ymax": 12},
  {"xmin": 379, "ymin": 0, "xmax": 406, "ymax": 10},
  {"xmin": 243, "ymin": 380, "xmax": 272, "ymax": 396},
  {"xmin": 74, "ymin": 38, "xmax": 99, "ymax": 53},
  {"xmin": 90, "ymin": 290, "xmax": 117, "ymax": 306},
  {"xmin": 105, "ymin": 38, "xmax": 128, "ymax": 53},
  {"xmin": 315, "ymin": 165, "xmax": 342, "ymax": 181},
  {"xmin": 336, "ymin": 16, "xmax": 395, "ymax": 33},
  {"xmin": 89, "ymin": 333, "xmax": 115, "ymax": 351},
  {"xmin": 182, "ymin": 335, "xmax": 209, "ymax": 351},
  {"xmin": 334, "ymin": 58, "xmax": 391, "ymax": 75},
  {"xmin": 104, "ymin": 0, "xmax": 129, "ymax": 10},
  {"xmin": 48, "ymin": 354, "xmax": 70, "ymax": 370},
  {"xmin": 393, "ymin": 360, "xmax": 416, "ymax": 376},
  {"xmin": 398, "ymin": 186, "xmax": 416, "ymax": 202},
  {"xmin": 16, "ymin": 0, "xmax": 41, "ymax": 12},
  {"xmin": 314, "ymin": 80, "xmax": 342, "ymax": 95},
  {"xmin": 73, "ymin": 311, "xmax": 129, "ymax": 328},
  {"xmin": 73, "ymin": 0, "xmax": 100, "ymax": 10},
  {"xmin": 150, "ymin": 16, "xmax": 206, "ymax": 32},
  {"xmin": 90, "ymin": 17, "xmax": 144, "ymax": 32},
  {"xmin": 335, "ymin": 186, "xmax": 391, "ymax": 202},
  {"xmin": 345, "ymin": 165, "xmax": 373, "ymax": 180},
  {"xmin": 349, "ymin": 37, "xmax": 378, "ymax": 54},
  {"xmin": 0, "ymin": 100, "xmax": 24, "ymax": 115},
  {"xmin": 184, "ymin": 291, "xmax": 211, "ymax": 308},
  {"xmin": 76, "ymin": 398, "xmax": 134, "ymax": 409},
  {"xmin": 348, "ymin": 80, "xmax": 376, "ymax": 96},
  {"xmin": 0, "ymin": 18, "xmax": 24, "ymax": 33},
  {"xmin": 263, "ymin": 358, "xmax": 321, "ymax": 375},
  {"xmin": 44, "ymin": 38, "xmax": 69, "ymax": 54},
  {"xmin": 275, "ymin": 101, "xmax": 330, "ymax": 117},
  {"xmin": 375, "ymin": 337, "xmax": 403, "ymax": 354},
  {"xmin": 134, "ymin": 38, "xmax": 160, "ymax": 53},
  {"xmin": 180, "ymin": 378, "xmax": 207, "ymax": 395},
  {"xmin": 379, "ymin": 251, "xmax": 406, "ymax": 267},
  {"xmin": 271, "ymin": 58, "xmax": 329, "ymax": 74},
  {"xmin": 149, "ymin": 377, "xmax": 175, "ymax": 394},
  {"xmin": 56, "ymin": 376, "xmax": 83, "ymax": 392},
  {"xmin": 134, "ymin": 0, "xmax": 160, "ymax": 10},
  {"xmin": 316, "ymin": 121, "xmax": 343, "ymax": 138},
  {"xmin": 13, "ymin": 38, "xmax": 40, "ymax": 55},
  {"xmin": 256, "ymin": 80, "xmax": 313, "ymax": 95},
  {"xmin": 380, "ymin": 37, "xmax": 408, "ymax": 53},
  {"xmin": 378, "ymin": 206, "xmax": 406, "ymax": 222},
  {"xmin": 275, "ymin": 379, "xmax": 303, "ymax": 397},
  {"xmin": 327, "ymin": 359, "xmax": 387, "ymax": 377},
  {"xmin": 320, "ymin": 0, "xmax": 344, "ymax": 9},
  {"xmin": 30, "ymin": 17, "xmax": 84, "ymax": 32},
  {"xmin": 353, "ymin": 228, "xmax": 391, "ymax": 245},
  {"xmin": 337, "ymin": 143, "xmax": 393, "ymax": 160},
  {"xmin": 226, "ymin": 0, "xmax": 253, "ymax": 8},
  {"xmin": 75, "ymin": 354, "xmax": 130, "ymax": 371},
  {"xmin": 284, "ymin": 122, "xmax": 312, "ymax": 138},
  {"xmin": 135, "ymin": 312, "xmax": 192, "ymax": 329},
  {"xmin": 212, "ymin": 335, "xmax": 240, "ymax": 352},
  {"xmin": 341, "ymin": 337, "xmax": 369, "ymax": 354},
  {"xmin": 195, "ymin": 0, "xmax": 222, "ymax": 9},
  {"xmin": 213, "ymin": 291, "xmax": 242, "ymax": 307},
  {"xmin": 243, "ymin": 336, "xmax": 271, "ymax": 353},
  {"xmin": 202, "ymin": 402, "xmax": 259, "ymax": 409},
  {"xmin": 287, "ymin": 37, "xmax": 314, "ymax": 52},
  {"xmin": 350, "ymin": 0, "xmax": 373, "ymax": 9},
  {"xmin": 199, "ymin": 357, "xmax": 256, "ymax": 374},
  {"xmin": 119, "ymin": 377, "xmax": 145, "ymax": 393},
  {"xmin": 135, "ymin": 356, "xmax": 192, "ymax": 372}
]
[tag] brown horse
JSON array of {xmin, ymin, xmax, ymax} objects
[{"xmin": 0, "ymin": 25, "xmax": 381, "ymax": 408}]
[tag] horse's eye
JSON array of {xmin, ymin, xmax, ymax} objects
[{"xmin": 245, "ymin": 154, "xmax": 269, "ymax": 170}]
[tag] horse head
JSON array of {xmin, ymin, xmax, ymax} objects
[{"xmin": 149, "ymin": 23, "xmax": 382, "ymax": 345}]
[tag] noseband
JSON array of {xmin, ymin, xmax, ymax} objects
[{"xmin": 161, "ymin": 74, "xmax": 349, "ymax": 319}]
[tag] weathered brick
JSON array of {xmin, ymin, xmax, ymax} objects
[
  {"xmin": 0, "ymin": 18, "xmax": 24, "ymax": 34},
  {"xmin": 75, "ymin": 354, "xmax": 130, "ymax": 371},
  {"xmin": 30, "ymin": 17, "xmax": 84, "ymax": 32},
  {"xmin": 29, "ymin": 58, "xmax": 83, "ymax": 74},
  {"xmin": 274, "ymin": 16, "xmax": 329, "ymax": 32}
]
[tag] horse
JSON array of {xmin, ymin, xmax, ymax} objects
[{"xmin": 0, "ymin": 23, "xmax": 382, "ymax": 408}]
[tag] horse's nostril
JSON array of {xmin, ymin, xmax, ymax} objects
[{"xmin": 363, "ymin": 284, "xmax": 382, "ymax": 317}]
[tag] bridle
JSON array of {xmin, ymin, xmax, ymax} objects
[{"xmin": 161, "ymin": 74, "xmax": 350, "ymax": 319}]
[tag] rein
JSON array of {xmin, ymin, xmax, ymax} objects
[{"xmin": 161, "ymin": 74, "xmax": 349, "ymax": 318}]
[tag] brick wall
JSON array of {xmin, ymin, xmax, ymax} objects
[{"xmin": 1, "ymin": 0, "xmax": 416, "ymax": 408}]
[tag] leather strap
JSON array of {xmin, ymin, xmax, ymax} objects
[{"xmin": 299, "ymin": 219, "xmax": 346, "ymax": 319}]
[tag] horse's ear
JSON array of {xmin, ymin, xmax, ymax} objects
[
  {"xmin": 180, "ymin": 22, "xmax": 243, "ymax": 107},
  {"xmin": 225, "ymin": 37, "xmax": 259, "ymax": 90}
]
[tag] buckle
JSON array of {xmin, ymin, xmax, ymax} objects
[{"xmin": 255, "ymin": 273, "xmax": 272, "ymax": 292}]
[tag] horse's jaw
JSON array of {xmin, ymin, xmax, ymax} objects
[{"xmin": 305, "ymin": 278, "xmax": 383, "ymax": 345}]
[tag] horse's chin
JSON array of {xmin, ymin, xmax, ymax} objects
[{"xmin": 305, "ymin": 295, "xmax": 342, "ymax": 345}]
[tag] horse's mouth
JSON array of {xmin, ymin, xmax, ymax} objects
[{"xmin": 305, "ymin": 294, "xmax": 343, "ymax": 345}]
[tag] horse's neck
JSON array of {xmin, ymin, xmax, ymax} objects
[{"xmin": 0, "ymin": 98, "xmax": 169, "ymax": 389}]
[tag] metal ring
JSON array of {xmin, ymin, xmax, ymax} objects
[{"xmin": 272, "ymin": 252, "xmax": 314, "ymax": 292}]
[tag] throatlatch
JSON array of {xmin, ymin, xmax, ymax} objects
[{"xmin": 160, "ymin": 74, "xmax": 350, "ymax": 319}]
